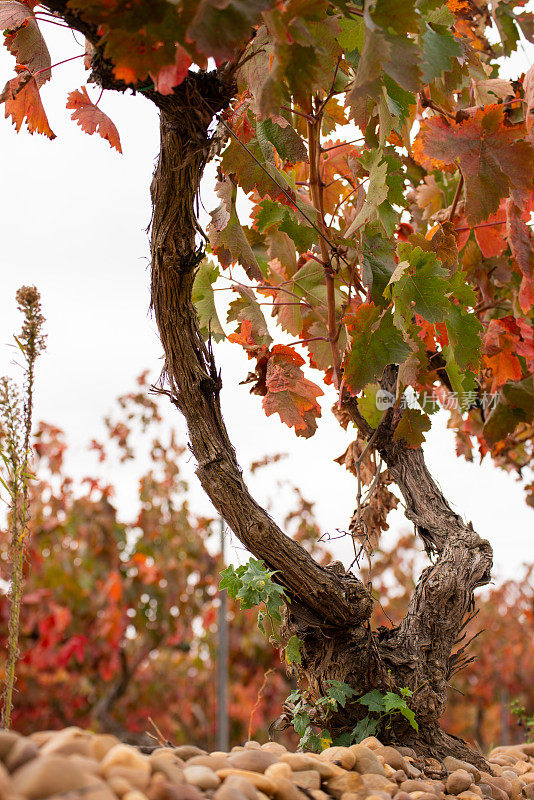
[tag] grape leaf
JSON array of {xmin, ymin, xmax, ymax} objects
[
  {"xmin": 67, "ymin": 87, "xmax": 122, "ymax": 152},
  {"xmin": 361, "ymin": 230, "xmax": 396, "ymax": 304},
  {"xmin": 358, "ymin": 689, "xmax": 387, "ymax": 713},
  {"xmin": 1, "ymin": 3, "xmax": 51, "ymax": 87},
  {"xmin": 483, "ymin": 377, "xmax": 534, "ymax": 445},
  {"xmin": 188, "ymin": 0, "xmax": 272, "ymax": 65},
  {"xmin": 326, "ymin": 680, "xmax": 357, "ymax": 707},
  {"xmin": 208, "ymin": 177, "xmax": 264, "ymax": 282},
  {"xmin": 150, "ymin": 45, "xmax": 192, "ymax": 94},
  {"xmin": 0, "ymin": 1, "xmax": 32, "ymax": 30},
  {"xmin": 256, "ymin": 118, "xmax": 307, "ymax": 164},
  {"xmin": 415, "ymin": 105, "xmax": 534, "ymax": 224},
  {"xmin": 69, "ymin": 0, "xmax": 184, "ymax": 84},
  {"xmin": 389, "ymin": 244, "xmax": 451, "ymax": 325},
  {"xmin": 227, "ymin": 286, "xmax": 272, "ymax": 347},
  {"xmin": 393, "ymin": 408, "xmax": 431, "ymax": 448},
  {"xmin": 345, "ymin": 150, "xmax": 388, "ymax": 236},
  {"xmin": 358, "ymin": 383, "xmax": 385, "ymax": 428},
  {"xmin": 0, "ymin": 72, "xmax": 54, "ymax": 138},
  {"xmin": 192, "ymin": 259, "xmax": 225, "ymax": 342},
  {"xmin": 445, "ymin": 304, "xmax": 482, "ymax": 373},
  {"xmin": 506, "ymin": 199, "xmax": 534, "ymax": 278},
  {"xmin": 262, "ymin": 345, "xmax": 323, "ymax": 438},
  {"xmin": 343, "ymin": 304, "xmax": 410, "ymax": 393},
  {"xmin": 484, "ymin": 317, "xmax": 524, "ymax": 392},
  {"xmin": 421, "ymin": 23, "xmax": 462, "ymax": 83},
  {"xmin": 285, "ymin": 635, "xmax": 303, "ymax": 665}
]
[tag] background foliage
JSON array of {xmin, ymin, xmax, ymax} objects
[{"xmin": 1, "ymin": 379, "xmax": 531, "ymax": 749}]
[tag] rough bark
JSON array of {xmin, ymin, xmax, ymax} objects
[{"xmin": 147, "ymin": 74, "xmax": 372, "ymax": 630}]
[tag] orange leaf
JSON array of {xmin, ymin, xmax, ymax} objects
[
  {"xmin": 66, "ymin": 87, "xmax": 122, "ymax": 153},
  {"xmin": 0, "ymin": 72, "xmax": 55, "ymax": 138},
  {"xmin": 262, "ymin": 347, "xmax": 323, "ymax": 437},
  {"xmin": 483, "ymin": 318, "xmax": 523, "ymax": 392}
]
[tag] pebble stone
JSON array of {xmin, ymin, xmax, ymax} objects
[
  {"xmin": 183, "ymin": 766, "xmax": 220, "ymax": 790},
  {"xmin": 1, "ymin": 728, "xmax": 533, "ymax": 800}
]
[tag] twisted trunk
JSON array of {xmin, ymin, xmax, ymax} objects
[{"xmin": 145, "ymin": 74, "xmax": 492, "ymax": 765}]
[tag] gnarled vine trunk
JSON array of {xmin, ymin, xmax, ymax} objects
[
  {"xmin": 146, "ymin": 73, "xmax": 493, "ymax": 767},
  {"xmin": 37, "ymin": 1, "xmax": 494, "ymax": 759}
]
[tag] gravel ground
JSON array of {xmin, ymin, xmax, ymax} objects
[{"xmin": 1, "ymin": 728, "xmax": 533, "ymax": 800}]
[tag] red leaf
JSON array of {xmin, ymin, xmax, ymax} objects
[
  {"xmin": 150, "ymin": 44, "xmax": 192, "ymax": 95},
  {"xmin": 66, "ymin": 87, "xmax": 122, "ymax": 153},
  {"xmin": 506, "ymin": 198, "xmax": 534, "ymax": 278},
  {"xmin": 519, "ymin": 274, "xmax": 534, "ymax": 312},
  {"xmin": 414, "ymin": 105, "xmax": 534, "ymax": 224},
  {"xmin": 483, "ymin": 317, "xmax": 523, "ymax": 392},
  {"xmin": 0, "ymin": 72, "xmax": 55, "ymax": 138},
  {"xmin": 262, "ymin": 346, "xmax": 323, "ymax": 438}
]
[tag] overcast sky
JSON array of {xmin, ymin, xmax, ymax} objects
[{"xmin": 0, "ymin": 19, "xmax": 532, "ymax": 584}]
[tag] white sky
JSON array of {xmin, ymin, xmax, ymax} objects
[{"xmin": 0, "ymin": 19, "xmax": 532, "ymax": 585}]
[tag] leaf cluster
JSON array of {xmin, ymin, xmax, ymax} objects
[{"xmin": 285, "ymin": 681, "xmax": 418, "ymax": 753}]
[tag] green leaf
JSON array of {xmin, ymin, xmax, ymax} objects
[
  {"xmin": 333, "ymin": 731, "xmax": 356, "ymax": 746},
  {"xmin": 361, "ymin": 230, "xmax": 397, "ymax": 304},
  {"xmin": 358, "ymin": 689, "xmax": 387, "ymax": 713},
  {"xmin": 358, "ymin": 383, "xmax": 384, "ymax": 428},
  {"xmin": 257, "ymin": 118, "xmax": 307, "ymax": 163},
  {"xmin": 208, "ymin": 178, "xmax": 263, "ymax": 282},
  {"xmin": 351, "ymin": 715, "xmax": 380, "ymax": 743},
  {"xmin": 345, "ymin": 149, "xmax": 388, "ymax": 235},
  {"xmin": 285, "ymin": 635, "xmax": 303, "ymax": 665},
  {"xmin": 393, "ymin": 408, "xmax": 431, "ymax": 447},
  {"xmin": 255, "ymin": 199, "xmax": 286, "ymax": 232},
  {"xmin": 370, "ymin": 0, "xmax": 419, "ymax": 35},
  {"xmin": 326, "ymin": 680, "xmax": 357, "ymax": 708},
  {"xmin": 383, "ymin": 691, "xmax": 408, "ymax": 712},
  {"xmin": 483, "ymin": 377, "xmax": 534, "ymax": 445},
  {"xmin": 383, "ymin": 76, "xmax": 415, "ymax": 128},
  {"xmin": 219, "ymin": 564, "xmax": 243, "ymax": 598},
  {"xmin": 401, "ymin": 706, "xmax": 419, "ymax": 731},
  {"xmin": 343, "ymin": 304, "xmax": 411, "ymax": 393},
  {"xmin": 298, "ymin": 726, "xmax": 323, "ymax": 752},
  {"xmin": 444, "ymin": 305, "xmax": 483, "ymax": 373},
  {"xmin": 391, "ymin": 244, "xmax": 451, "ymax": 325},
  {"xmin": 293, "ymin": 711, "xmax": 312, "ymax": 737},
  {"xmin": 421, "ymin": 23, "xmax": 462, "ymax": 83},
  {"xmin": 192, "ymin": 259, "xmax": 225, "ymax": 342},
  {"xmin": 338, "ymin": 17, "xmax": 365, "ymax": 51}
]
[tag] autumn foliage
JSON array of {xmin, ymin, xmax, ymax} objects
[
  {"xmin": 0, "ymin": 378, "xmax": 293, "ymax": 745},
  {"xmin": 1, "ymin": 0, "xmax": 534, "ymax": 756},
  {"xmin": 0, "ymin": 378, "xmax": 531, "ymax": 749}
]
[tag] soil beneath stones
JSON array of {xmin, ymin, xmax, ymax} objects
[{"xmin": 0, "ymin": 728, "xmax": 533, "ymax": 800}]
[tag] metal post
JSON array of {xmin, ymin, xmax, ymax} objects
[
  {"xmin": 217, "ymin": 516, "xmax": 229, "ymax": 751},
  {"xmin": 500, "ymin": 687, "xmax": 510, "ymax": 746}
]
